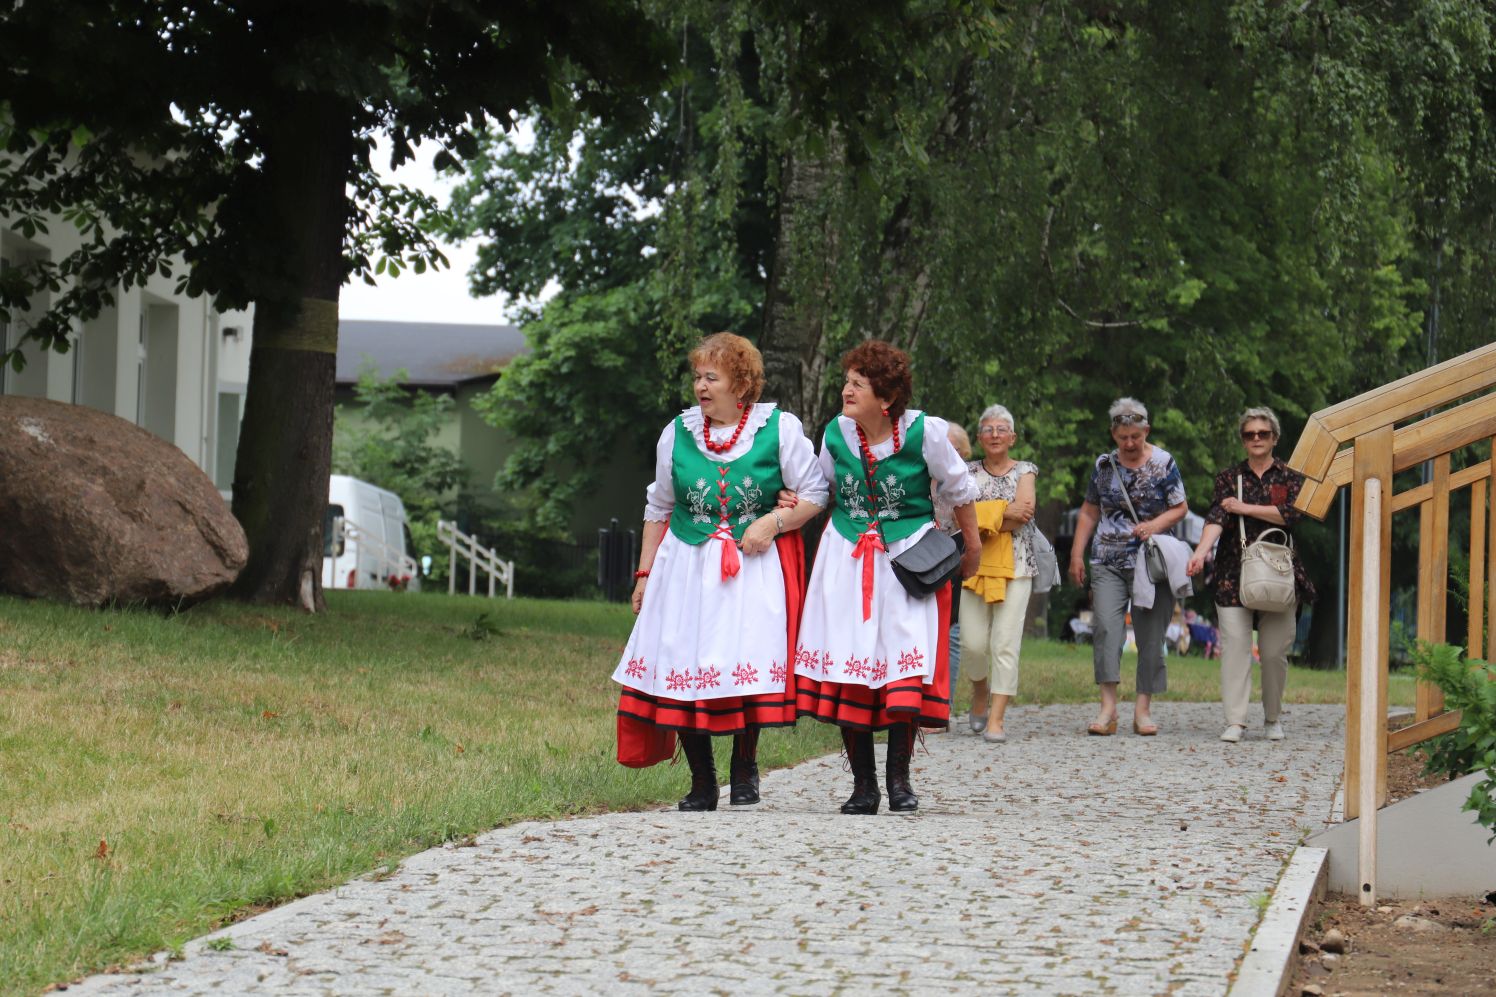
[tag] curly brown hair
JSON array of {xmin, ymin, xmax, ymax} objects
[
  {"xmin": 841, "ymin": 339, "xmax": 913, "ymax": 419},
  {"xmin": 688, "ymin": 332, "xmax": 765, "ymax": 406}
]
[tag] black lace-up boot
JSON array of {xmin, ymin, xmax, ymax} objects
[
  {"xmin": 729, "ymin": 729, "xmax": 761, "ymax": 805},
  {"xmin": 885, "ymin": 722, "xmax": 919, "ymax": 812},
  {"xmin": 677, "ymin": 733, "xmax": 718, "ymax": 811},
  {"xmin": 839, "ymin": 728, "xmax": 880, "ymax": 815}
]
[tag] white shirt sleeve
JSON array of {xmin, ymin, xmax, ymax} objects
[
  {"xmin": 777, "ymin": 411, "xmax": 830, "ymax": 507},
  {"xmin": 642, "ymin": 420, "xmax": 676, "ymax": 522},
  {"xmin": 816, "ymin": 421, "xmax": 838, "ymax": 499},
  {"xmin": 923, "ymin": 415, "xmax": 979, "ymax": 506}
]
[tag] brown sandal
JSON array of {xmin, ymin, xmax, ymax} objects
[
  {"xmin": 1086, "ymin": 716, "xmax": 1118, "ymax": 736},
  {"xmin": 1132, "ymin": 719, "xmax": 1159, "ymax": 736}
]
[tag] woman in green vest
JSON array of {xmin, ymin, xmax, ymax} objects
[
  {"xmin": 794, "ymin": 340, "xmax": 981, "ymax": 814},
  {"xmin": 613, "ymin": 333, "xmax": 828, "ymax": 811}
]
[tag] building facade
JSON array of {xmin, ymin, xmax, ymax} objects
[{"xmin": 0, "ymin": 222, "xmax": 253, "ymax": 493}]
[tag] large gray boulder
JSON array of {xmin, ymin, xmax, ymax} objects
[{"xmin": 0, "ymin": 396, "xmax": 248, "ymax": 606}]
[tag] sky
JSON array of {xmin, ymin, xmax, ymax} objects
[{"xmin": 339, "ymin": 136, "xmax": 512, "ymax": 326}]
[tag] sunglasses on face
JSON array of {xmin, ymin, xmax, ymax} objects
[{"xmin": 1241, "ymin": 429, "xmax": 1274, "ymax": 441}]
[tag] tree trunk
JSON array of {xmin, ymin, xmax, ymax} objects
[
  {"xmin": 759, "ymin": 135, "xmax": 845, "ymax": 434},
  {"xmin": 229, "ymin": 97, "xmax": 353, "ymax": 610}
]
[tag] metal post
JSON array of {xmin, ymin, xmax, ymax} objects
[
  {"xmin": 446, "ymin": 522, "xmax": 457, "ymax": 597},
  {"xmin": 1358, "ymin": 478, "xmax": 1382, "ymax": 906}
]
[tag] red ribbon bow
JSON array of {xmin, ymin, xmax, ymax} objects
[
  {"xmin": 710, "ymin": 521, "xmax": 741, "ymax": 581},
  {"xmin": 851, "ymin": 525, "xmax": 886, "ymax": 621}
]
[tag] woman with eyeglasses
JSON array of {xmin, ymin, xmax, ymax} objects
[
  {"xmin": 1186, "ymin": 407, "xmax": 1315, "ymax": 743},
  {"xmin": 959, "ymin": 405, "xmax": 1038, "ymax": 743},
  {"xmin": 794, "ymin": 339, "xmax": 980, "ymax": 814},
  {"xmin": 1068, "ymin": 398, "xmax": 1188, "ymax": 736}
]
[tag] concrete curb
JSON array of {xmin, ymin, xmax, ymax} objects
[{"xmin": 1229, "ymin": 845, "xmax": 1328, "ymax": 997}]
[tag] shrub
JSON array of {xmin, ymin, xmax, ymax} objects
[{"xmin": 1415, "ymin": 641, "xmax": 1496, "ymax": 840}]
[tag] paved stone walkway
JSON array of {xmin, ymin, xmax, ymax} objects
[{"xmin": 73, "ymin": 703, "xmax": 1344, "ymax": 996}]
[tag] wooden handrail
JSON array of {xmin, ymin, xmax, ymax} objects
[
  {"xmin": 1284, "ymin": 343, "xmax": 1496, "ymax": 832},
  {"xmin": 1296, "ymin": 390, "xmax": 1496, "ymax": 518},
  {"xmin": 1289, "ymin": 341, "xmax": 1496, "ymax": 491}
]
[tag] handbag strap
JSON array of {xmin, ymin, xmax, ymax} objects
[
  {"xmin": 856, "ymin": 432, "xmax": 888, "ymax": 545},
  {"xmin": 1238, "ymin": 473, "xmax": 1294, "ymax": 549},
  {"xmin": 1238, "ymin": 475, "xmax": 1247, "ymax": 546},
  {"xmin": 1105, "ymin": 454, "xmax": 1145, "ymax": 526}
]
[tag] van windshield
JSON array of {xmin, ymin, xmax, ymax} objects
[{"xmin": 323, "ymin": 504, "xmax": 345, "ymax": 558}]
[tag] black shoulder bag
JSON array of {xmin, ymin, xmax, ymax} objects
[{"xmin": 860, "ymin": 436, "xmax": 963, "ymax": 597}]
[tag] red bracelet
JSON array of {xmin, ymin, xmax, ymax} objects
[{"xmin": 634, "ymin": 569, "xmax": 651, "ymax": 579}]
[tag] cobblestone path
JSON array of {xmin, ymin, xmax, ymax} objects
[{"xmin": 72, "ymin": 703, "xmax": 1344, "ymax": 995}]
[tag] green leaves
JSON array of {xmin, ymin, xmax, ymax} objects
[{"xmin": 1416, "ymin": 642, "xmax": 1496, "ymax": 841}]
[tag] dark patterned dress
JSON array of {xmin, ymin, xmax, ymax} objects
[{"xmin": 1202, "ymin": 458, "xmax": 1316, "ymax": 608}]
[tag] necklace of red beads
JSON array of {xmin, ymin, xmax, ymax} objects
[
  {"xmin": 855, "ymin": 417, "xmax": 902, "ymax": 481},
  {"xmin": 702, "ymin": 402, "xmax": 753, "ymax": 453}
]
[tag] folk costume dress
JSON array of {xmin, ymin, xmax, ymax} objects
[
  {"xmin": 795, "ymin": 411, "xmax": 978, "ymax": 730},
  {"xmin": 613, "ymin": 403, "xmax": 828, "ymax": 735}
]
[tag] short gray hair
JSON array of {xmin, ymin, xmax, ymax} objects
[
  {"xmin": 1238, "ymin": 406, "xmax": 1281, "ymax": 438},
  {"xmin": 1108, "ymin": 396, "xmax": 1149, "ymax": 426},
  {"xmin": 979, "ymin": 404, "xmax": 1015, "ymax": 432}
]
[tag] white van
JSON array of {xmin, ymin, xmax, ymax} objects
[{"xmin": 323, "ymin": 475, "xmax": 420, "ymax": 591}]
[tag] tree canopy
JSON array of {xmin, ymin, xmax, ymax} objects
[
  {"xmin": 453, "ymin": 1, "xmax": 1495, "ymax": 527},
  {"xmin": 0, "ymin": 0, "xmax": 672, "ymax": 607}
]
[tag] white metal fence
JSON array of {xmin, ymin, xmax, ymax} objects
[{"xmin": 438, "ymin": 519, "xmax": 515, "ymax": 599}]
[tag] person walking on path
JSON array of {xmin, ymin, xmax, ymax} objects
[
  {"xmin": 613, "ymin": 332, "xmax": 827, "ymax": 810},
  {"xmin": 1186, "ymin": 406, "xmax": 1316, "ymax": 743},
  {"xmin": 1068, "ymin": 397, "xmax": 1188, "ymax": 737},
  {"xmin": 794, "ymin": 340, "xmax": 979, "ymax": 814},
  {"xmin": 960, "ymin": 404, "xmax": 1037, "ymax": 744}
]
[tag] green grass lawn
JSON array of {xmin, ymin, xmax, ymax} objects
[{"xmin": 0, "ymin": 591, "xmax": 1409, "ymax": 994}]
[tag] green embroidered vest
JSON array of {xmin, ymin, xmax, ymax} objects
[
  {"xmin": 825, "ymin": 413, "xmax": 933, "ymax": 544},
  {"xmin": 669, "ymin": 408, "xmax": 785, "ymax": 545}
]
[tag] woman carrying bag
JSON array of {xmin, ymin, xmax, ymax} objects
[
  {"xmin": 793, "ymin": 339, "xmax": 980, "ymax": 814},
  {"xmin": 1186, "ymin": 407, "xmax": 1315, "ymax": 743}
]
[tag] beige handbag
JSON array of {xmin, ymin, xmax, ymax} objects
[{"xmin": 1237, "ymin": 475, "xmax": 1296, "ymax": 613}]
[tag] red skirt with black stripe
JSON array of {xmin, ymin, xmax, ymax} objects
[
  {"xmin": 794, "ymin": 582, "xmax": 951, "ymax": 731},
  {"xmin": 616, "ymin": 530, "xmax": 806, "ymax": 736}
]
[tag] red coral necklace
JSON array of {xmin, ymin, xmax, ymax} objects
[
  {"xmin": 702, "ymin": 403, "xmax": 752, "ymax": 453},
  {"xmin": 855, "ymin": 418, "xmax": 902, "ymax": 478}
]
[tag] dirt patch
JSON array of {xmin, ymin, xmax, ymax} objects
[
  {"xmin": 1385, "ymin": 748, "xmax": 1438, "ymax": 805},
  {"xmin": 1290, "ymin": 893, "xmax": 1496, "ymax": 995},
  {"xmin": 1287, "ymin": 717, "xmax": 1495, "ymax": 994}
]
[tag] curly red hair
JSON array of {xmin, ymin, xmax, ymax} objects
[
  {"xmin": 841, "ymin": 340, "xmax": 913, "ymax": 420},
  {"xmin": 688, "ymin": 332, "xmax": 765, "ymax": 406}
]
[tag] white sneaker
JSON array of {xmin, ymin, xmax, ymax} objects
[
  {"xmin": 1220, "ymin": 725, "xmax": 1245, "ymax": 743},
  {"xmin": 1265, "ymin": 721, "xmax": 1285, "ymax": 741}
]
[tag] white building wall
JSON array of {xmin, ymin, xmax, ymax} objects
[{"xmin": 0, "ymin": 214, "xmax": 254, "ymax": 487}]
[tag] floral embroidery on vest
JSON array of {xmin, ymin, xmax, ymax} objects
[
  {"xmin": 839, "ymin": 472, "xmax": 870, "ymax": 521},
  {"xmin": 733, "ymin": 475, "xmax": 765, "ymax": 524}
]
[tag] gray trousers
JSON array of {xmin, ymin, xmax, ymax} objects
[
  {"xmin": 1217, "ymin": 604, "xmax": 1295, "ymax": 725},
  {"xmin": 1091, "ymin": 562, "xmax": 1171, "ymax": 695}
]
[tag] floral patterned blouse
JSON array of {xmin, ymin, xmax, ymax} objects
[
  {"xmin": 965, "ymin": 459, "xmax": 1040, "ymax": 578},
  {"xmin": 1083, "ymin": 446, "xmax": 1187, "ymax": 571},
  {"xmin": 1203, "ymin": 458, "xmax": 1316, "ymax": 608}
]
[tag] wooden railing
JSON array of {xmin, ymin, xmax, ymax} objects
[{"xmin": 1290, "ymin": 342, "xmax": 1496, "ymax": 826}]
